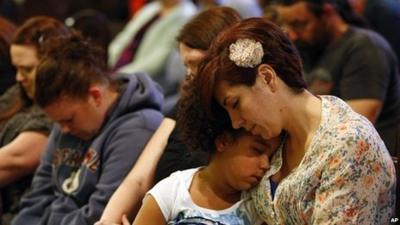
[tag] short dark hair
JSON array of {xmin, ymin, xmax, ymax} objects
[
  {"xmin": 281, "ymin": 0, "xmax": 367, "ymax": 27},
  {"xmin": 195, "ymin": 17, "xmax": 306, "ymax": 117},
  {"xmin": 12, "ymin": 16, "xmax": 71, "ymax": 57},
  {"xmin": 35, "ymin": 33, "xmax": 109, "ymax": 107}
]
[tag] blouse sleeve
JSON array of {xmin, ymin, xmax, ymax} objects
[{"xmin": 313, "ymin": 127, "xmax": 396, "ymax": 224}]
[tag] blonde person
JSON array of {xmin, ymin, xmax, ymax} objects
[{"xmin": 193, "ymin": 17, "xmax": 396, "ymax": 223}]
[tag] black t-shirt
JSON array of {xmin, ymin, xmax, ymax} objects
[
  {"xmin": 364, "ymin": 0, "xmax": 400, "ymax": 63},
  {"xmin": 307, "ymin": 27, "xmax": 400, "ymax": 156}
]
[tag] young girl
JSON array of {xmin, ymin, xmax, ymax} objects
[{"xmin": 132, "ymin": 126, "xmax": 282, "ymax": 225}]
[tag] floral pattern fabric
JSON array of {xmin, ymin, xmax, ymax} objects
[{"xmin": 252, "ymin": 95, "xmax": 396, "ymax": 225}]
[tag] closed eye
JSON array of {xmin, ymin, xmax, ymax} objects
[
  {"xmin": 253, "ymin": 147, "xmax": 264, "ymax": 155},
  {"xmin": 18, "ymin": 66, "xmax": 35, "ymax": 76}
]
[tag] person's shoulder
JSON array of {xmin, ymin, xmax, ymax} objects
[
  {"xmin": 160, "ymin": 168, "xmax": 199, "ymax": 187},
  {"xmin": 115, "ymin": 109, "xmax": 163, "ymax": 132},
  {"xmin": 349, "ymin": 27, "xmax": 393, "ymax": 52},
  {"xmin": 135, "ymin": 1, "xmax": 161, "ymax": 17},
  {"xmin": 110, "ymin": 73, "xmax": 164, "ymax": 127},
  {"xmin": 320, "ymin": 96, "xmax": 382, "ymax": 147},
  {"xmin": 167, "ymin": 168, "xmax": 199, "ymax": 181},
  {"xmin": 179, "ymin": 0, "xmax": 197, "ymax": 13},
  {"xmin": 150, "ymin": 168, "xmax": 199, "ymax": 197}
]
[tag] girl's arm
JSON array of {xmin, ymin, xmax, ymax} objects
[
  {"xmin": 96, "ymin": 118, "xmax": 176, "ymax": 224},
  {"xmin": 132, "ymin": 195, "xmax": 166, "ymax": 225}
]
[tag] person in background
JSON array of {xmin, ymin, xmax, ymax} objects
[
  {"xmin": 0, "ymin": 16, "xmax": 16, "ymax": 96},
  {"xmin": 193, "ymin": 17, "xmax": 396, "ymax": 223},
  {"xmin": 108, "ymin": 0, "xmax": 196, "ymax": 99},
  {"xmin": 195, "ymin": 0, "xmax": 263, "ymax": 17},
  {"xmin": 349, "ymin": 0, "xmax": 400, "ymax": 62},
  {"xmin": 64, "ymin": 8, "xmax": 112, "ymax": 61},
  {"xmin": 128, "ymin": 0, "xmax": 149, "ymax": 17},
  {"xmin": 11, "ymin": 34, "xmax": 163, "ymax": 225},
  {"xmin": 274, "ymin": 1, "xmax": 400, "ymax": 213},
  {"xmin": 274, "ymin": 0, "xmax": 400, "ymax": 159},
  {"xmin": 95, "ymin": 7, "xmax": 242, "ymax": 225},
  {"xmin": 0, "ymin": 16, "xmax": 71, "ymax": 225}
]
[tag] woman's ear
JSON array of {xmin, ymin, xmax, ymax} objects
[{"xmin": 257, "ymin": 64, "xmax": 277, "ymax": 92}]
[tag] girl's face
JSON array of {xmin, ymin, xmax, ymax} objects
[
  {"xmin": 179, "ymin": 42, "xmax": 206, "ymax": 77},
  {"xmin": 216, "ymin": 133, "xmax": 280, "ymax": 191},
  {"xmin": 214, "ymin": 71, "xmax": 284, "ymax": 141},
  {"xmin": 10, "ymin": 44, "xmax": 40, "ymax": 99}
]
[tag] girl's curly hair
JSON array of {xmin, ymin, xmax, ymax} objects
[{"xmin": 176, "ymin": 73, "xmax": 232, "ymax": 153}]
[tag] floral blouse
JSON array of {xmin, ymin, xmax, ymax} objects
[{"xmin": 252, "ymin": 96, "xmax": 396, "ymax": 225}]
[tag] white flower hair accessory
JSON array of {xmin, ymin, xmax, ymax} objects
[{"xmin": 229, "ymin": 38, "xmax": 264, "ymax": 68}]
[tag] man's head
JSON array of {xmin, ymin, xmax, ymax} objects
[
  {"xmin": 275, "ymin": 1, "xmax": 334, "ymax": 50},
  {"xmin": 35, "ymin": 34, "xmax": 115, "ymax": 140},
  {"xmin": 274, "ymin": 0, "xmax": 364, "ymax": 46}
]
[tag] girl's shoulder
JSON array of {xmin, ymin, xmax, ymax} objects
[{"xmin": 150, "ymin": 167, "xmax": 200, "ymax": 195}]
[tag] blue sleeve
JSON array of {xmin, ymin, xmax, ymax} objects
[{"xmin": 12, "ymin": 129, "xmax": 59, "ymax": 225}]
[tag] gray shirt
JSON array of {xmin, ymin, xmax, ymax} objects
[{"xmin": 307, "ymin": 27, "xmax": 400, "ymax": 156}]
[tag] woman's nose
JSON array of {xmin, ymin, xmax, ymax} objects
[
  {"xmin": 16, "ymin": 71, "xmax": 25, "ymax": 82},
  {"xmin": 229, "ymin": 111, "xmax": 245, "ymax": 129}
]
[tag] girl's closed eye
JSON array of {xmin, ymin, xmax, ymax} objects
[
  {"xmin": 251, "ymin": 142, "xmax": 269, "ymax": 155},
  {"xmin": 252, "ymin": 147, "xmax": 264, "ymax": 155}
]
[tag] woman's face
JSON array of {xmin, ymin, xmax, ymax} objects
[
  {"xmin": 10, "ymin": 44, "xmax": 40, "ymax": 99},
  {"xmin": 214, "ymin": 72, "xmax": 283, "ymax": 140},
  {"xmin": 179, "ymin": 42, "xmax": 206, "ymax": 77}
]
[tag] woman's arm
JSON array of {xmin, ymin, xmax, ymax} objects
[
  {"xmin": 96, "ymin": 118, "xmax": 176, "ymax": 224},
  {"xmin": 0, "ymin": 131, "xmax": 48, "ymax": 186}
]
